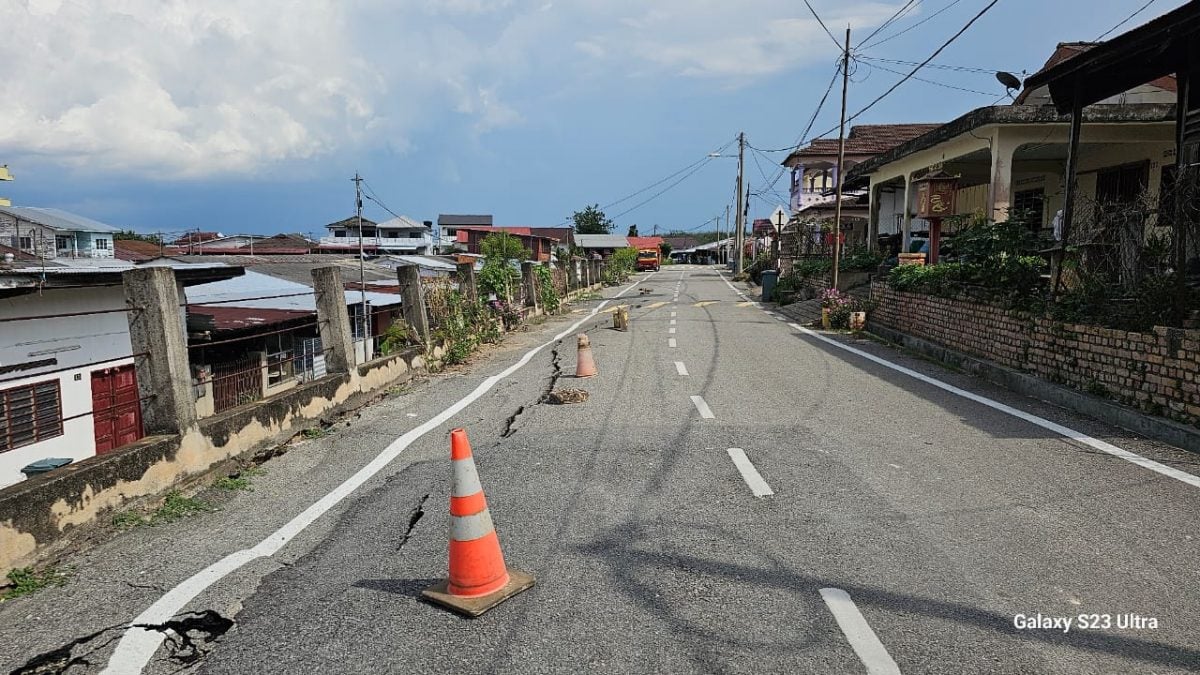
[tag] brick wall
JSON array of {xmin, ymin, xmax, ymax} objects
[{"xmin": 870, "ymin": 282, "xmax": 1200, "ymax": 427}]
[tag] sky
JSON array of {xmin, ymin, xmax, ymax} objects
[{"xmin": 0, "ymin": 0, "xmax": 1186, "ymax": 240}]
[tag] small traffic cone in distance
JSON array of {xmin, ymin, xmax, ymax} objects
[
  {"xmin": 422, "ymin": 428, "xmax": 534, "ymax": 617},
  {"xmin": 575, "ymin": 333, "xmax": 597, "ymax": 378}
]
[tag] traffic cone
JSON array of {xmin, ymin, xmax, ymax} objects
[
  {"xmin": 575, "ymin": 333, "xmax": 597, "ymax": 378},
  {"xmin": 422, "ymin": 428, "xmax": 534, "ymax": 617}
]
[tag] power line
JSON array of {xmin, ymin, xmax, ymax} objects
[
  {"xmin": 859, "ymin": 60, "xmax": 1001, "ymax": 97},
  {"xmin": 857, "ymin": 0, "xmax": 921, "ymax": 47},
  {"xmin": 746, "ymin": 64, "xmax": 841, "ymax": 155},
  {"xmin": 810, "ymin": 0, "xmax": 1002, "ymax": 140},
  {"xmin": 803, "ymin": 0, "xmax": 842, "ymax": 49},
  {"xmin": 856, "ymin": 54, "xmax": 1017, "ymax": 75},
  {"xmin": 859, "ymin": 0, "xmax": 965, "ymax": 50},
  {"xmin": 609, "ymin": 157, "xmax": 719, "ymax": 222},
  {"xmin": 1096, "ymin": 0, "xmax": 1156, "ymax": 41},
  {"xmin": 601, "ymin": 139, "xmax": 735, "ymax": 212}
]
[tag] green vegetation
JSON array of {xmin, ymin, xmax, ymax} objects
[
  {"xmin": 148, "ymin": 491, "xmax": 211, "ymax": 525},
  {"xmin": 301, "ymin": 426, "xmax": 329, "ymax": 439},
  {"xmin": 379, "ymin": 320, "xmax": 417, "ymax": 355},
  {"xmin": 603, "ymin": 247, "xmax": 638, "ymax": 285},
  {"xmin": 2, "ymin": 566, "xmax": 68, "ymax": 601},
  {"xmin": 535, "ymin": 265, "xmax": 561, "ymax": 313},
  {"xmin": 573, "ymin": 204, "xmax": 614, "ymax": 235},
  {"xmin": 215, "ymin": 467, "xmax": 265, "ymax": 491},
  {"xmin": 113, "ymin": 230, "xmax": 162, "ymax": 244},
  {"xmin": 477, "ymin": 232, "xmax": 528, "ymax": 303}
]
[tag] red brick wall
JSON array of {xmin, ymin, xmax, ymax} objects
[{"xmin": 870, "ymin": 282, "xmax": 1200, "ymax": 426}]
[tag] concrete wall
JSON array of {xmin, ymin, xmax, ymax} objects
[{"xmin": 0, "ymin": 345, "xmax": 432, "ymax": 575}]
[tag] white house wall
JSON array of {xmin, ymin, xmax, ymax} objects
[{"xmin": 0, "ymin": 285, "xmax": 136, "ymax": 487}]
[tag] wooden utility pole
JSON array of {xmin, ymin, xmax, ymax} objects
[
  {"xmin": 831, "ymin": 26, "xmax": 851, "ymax": 291},
  {"xmin": 735, "ymin": 132, "xmax": 746, "ymax": 273},
  {"xmin": 353, "ymin": 172, "xmax": 367, "ymax": 353}
]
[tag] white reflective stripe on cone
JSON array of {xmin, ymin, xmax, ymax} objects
[
  {"xmin": 452, "ymin": 458, "xmax": 483, "ymax": 497},
  {"xmin": 452, "ymin": 509, "xmax": 496, "ymax": 542}
]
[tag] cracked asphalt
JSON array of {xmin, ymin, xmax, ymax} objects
[{"xmin": 4, "ymin": 265, "xmax": 1200, "ymax": 674}]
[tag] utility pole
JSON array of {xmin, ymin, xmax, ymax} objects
[
  {"xmin": 353, "ymin": 172, "xmax": 367, "ymax": 358},
  {"xmin": 831, "ymin": 26, "xmax": 851, "ymax": 291},
  {"xmin": 735, "ymin": 132, "xmax": 746, "ymax": 274},
  {"xmin": 721, "ymin": 204, "xmax": 729, "ymax": 265}
]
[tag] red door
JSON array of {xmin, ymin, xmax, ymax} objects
[{"xmin": 91, "ymin": 365, "xmax": 144, "ymax": 454}]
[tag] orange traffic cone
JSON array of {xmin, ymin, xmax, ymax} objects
[
  {"xmin": 575, "ymin": 333, "xmax": 597, "ymax": 378},
  {"xmin": 422, "ymin": 428, "xmax": 534, "ymax": 617}
]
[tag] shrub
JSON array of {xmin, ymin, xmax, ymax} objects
[
  {"xmin": 839, "ymin": 246, "xmax": 884, "ymax": 271},
  {"xmin": 379, "ymin": 320, "xmax": 416, "ymax": 355},
  {"xmin": 535, "ymin": 265, "xmax": 561, "ymax": 313}
]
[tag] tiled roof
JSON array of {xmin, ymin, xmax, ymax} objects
[
  {"xmin": 115, "ymin": 239, "xmax": 164, "ymax": 261},
  {"xmin": 784, "ymin": 124, "xmax": 943, "ymax": 164}
]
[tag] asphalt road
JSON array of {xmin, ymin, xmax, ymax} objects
[{"xmin": 5, "ymin": 265, "xmax": 1200, "ymax": 674}]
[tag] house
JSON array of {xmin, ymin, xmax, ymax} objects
[
  {"xmin": 454, "ymin": 226, "xmax": 560, "ymax": 262},
  {"xmin": 173, "ymin": 231, "xmax": 223, "ymax": 246},
  {"xmin": 0, "ymin": 260, "xmax": 242, "ymax": 488},
  {"xmin": 184, "ymin": 268, "xmax": 405, "ymax": 413},
  {"xmin": 320, "ymin": 215, "xmax": 434, "ymax": 254},
  {"xmin": 437, "ymin": 215, "xmax": 492, "ymax": 253},
  {"xmin": 1021, "ymin": 4, "xmax": 1200, "ymax": 289},
  {"xmin": 115, "ymin": 239, "xmax": 165, "ymax": 262},
  {"xmin": 575, "ymin": 233, "xmax": 631, "ymax": 259},
  {"xmin": 626, "ymin": 236, "xmax": 665, "ymax": 252},
  {"xmin": 782, "ymin": 124, "xmax": 942, "ymax": 216},
  {"xmin": 0, "ymin": 206, "xmax": 122, "ymax": 260},
  {"xmin": 844, "ymin": 41, "xmax": 1180, "ymax": 256},
  {"xmin": 663, "ymin": 236, "xmax": 701, "ymax": 253}
]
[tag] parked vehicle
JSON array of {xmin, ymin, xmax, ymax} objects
[{"xmin": 636, "ymin": 248, "xmax": 661, "ymax": 272}]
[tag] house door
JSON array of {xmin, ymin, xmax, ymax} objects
[{"xmin": 91, "ymin": 365, "xmax": 144, "ymax": 454}]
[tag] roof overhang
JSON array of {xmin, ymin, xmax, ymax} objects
[
  {"xmin": 0, "ymin": 265, "xmax": 243, "ymax": 296},
  {"xmin": 845, "ymin": 103, "xmax": 1176, "ymax": 185},
  {"xmin": 1024, "ymin": 3, "xmax": 1200, "ymax": 113}
]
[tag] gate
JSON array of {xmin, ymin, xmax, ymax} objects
[
  {"xmin": 91, "ymin": 364, "xmax": 144, "ymax": 454},
  {"xmin": 212, "ymin": 355, "xmax": 263, "ymax": 413}
]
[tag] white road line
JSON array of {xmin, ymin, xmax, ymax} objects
[
  {"xmin": 675, "ymin": 361, "xmax": 689, "ymax": 376},
  {"xmin": 670, "ymin": 319, "xmax": 677, "ymax": 325},
  {"xmin": 820, "ymin": 588, "xmax": 901, "ymax": 675},
  {"xmin": 690, "ymin": 395, "xmax": 715, "ymax": 419},
  {"xmin": 671, "ymin": 311, "xmax": 677, "ymax": 317},
  {"xmin": 669, "ymin": 327, "xmax": 676, "ymax": 334},
  {"xmin": 794, "ymin": 325, "xmax": 1200, "ymax": 490},
  {"xmin": 726, "ymin": 448, "xmax": 774, "ymax": 497},
  {"xmin": 102, "ymin": 274, "xmax": 657, "ymax": 675},
  {"xmin": 668, "ymin": 338, "xmax": 677, "ymax": 348}
]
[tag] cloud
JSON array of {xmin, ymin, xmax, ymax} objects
[{"xmin": 0, "ymin": 0, "xmax": 904, "ymax": 179}]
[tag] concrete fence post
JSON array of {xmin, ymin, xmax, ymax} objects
[
  {"xmin": 591, "ymin": 260, "xmax": 602, "ymax": 287},
  {"xmin": 521, "ymin": 262, "xmax": 539, "ymax": 309},
  {"xmin": 397, "ymin": 264, "xmax": 430, "ymax": 343},
  {"xmin": 456, "ymin": 262, "xmax": 477, "ymax": 305},
  {"xmin": 122, "ymin": 266, "xmax": 197, "ymax": 435},
  {"xmin": 311, "ymin": 266, "xmax": 356, "ymax": 374},
  {"xmin": 568, "ymin": 259, "xmax": 579, "ymax": 290}
]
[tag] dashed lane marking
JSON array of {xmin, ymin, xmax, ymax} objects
[
  {"xmin": 669, "ymin": 327, "xmax": 676, "ymax": 334},
  {"xmin": 669, "ymin": 338, "xmax": 677, "ymax": 348},
  {"xmin": 675, "ymin": 361, "xmax": 689, "ymax": 376},
  {"xmin": 690, "ymin": 395, "xmax": 715, "ymax": 419},
  {"xmin": 726, "ymin": 448, "xmax": 774, "ymax": 497},
  {"xmin": 820, "ymin": 588, "xmax": 901, "ymax": 675}
]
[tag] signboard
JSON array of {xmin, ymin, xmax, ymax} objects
[{"xmin": 915, "ymin": 175, "xmax": 958, "ymax": 219}]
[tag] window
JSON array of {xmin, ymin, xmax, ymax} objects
[
  {"xmin": 264, "ymin": 333, "xmax": 295, "ymax": 387},
  {"xmin": 0, "ymin": 380, "xmax": 63, "ymax": 452},
  {"xmin": 94, "ymin": 238, "xmax": 110, "ymax": 250},
  {"xmin": 55, "ymin": 235, "xmax": 73, "ymax": 251},
  {"xmin": 335, "ymin": 230, "xmax": 346, "ymax": 237},
  {"xmin": 1012, "ymin": 188, "xmax": 1045, "ymax": 231},
  {"xmin": 409, "ymin": 232, "xmax": 420, "ymax": 238},
  {"xmin": 18, "ymin": 236, "xmax": 32, "ymax": 251}
]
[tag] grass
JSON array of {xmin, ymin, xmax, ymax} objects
[
  {"xmin": 213, "ymin": 466, "xmax": 265, "ymax": 492},
  {"xmin": 301, "ymin": 427, "xmax": 329, "ymax": 439},
  {"xmin": 1, "ymin": 565, "xmax": 68, "ymax": 601}
]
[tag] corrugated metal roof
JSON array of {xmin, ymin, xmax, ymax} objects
[
  {"xmin": 184, "ymin": 270, "xmax": 402, "ymax": 311},
  {"xmin": 0, "ymin": 206, "xmax": 122, "ymax": 233},
  {"xmin": 575, "ymin": 234, "xmax": 630, "ymax": 249},
  {"xmin": 377, "ymin": 216, "xmax": 429, "ymax": 230},
  {"xmin": 180, "ymin": 254, "xmax": 398, "ymax": 286}
]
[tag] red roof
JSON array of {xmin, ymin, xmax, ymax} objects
[
  {"xmin": 627, "ymin": 236, "xmax": 665, "ymax": 250},
  {"xmin": 454, "ymin": 226, "xmax": 561, "ymax": 241},
  {"xmin": 115, "ymin": 239, "xmax": 164, "ymax": 261},
  {"xmin": 785, "ymin": 124, "xmax": 943, "ymax": 164},
  {"xmin": 0, "ymin": 243, "xmax": 39, "ymax": 262},
  {"xmin": 173, "ymin": 231, "xmax": 222, "ymax": 244},
  {"xmin": 189, "ymin": 305, "xmax": 313, "ymax": 331}
]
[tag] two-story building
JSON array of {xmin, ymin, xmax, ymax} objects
[
  {"xmin": 0, "ymin": 206, "xmax": 122, "ymax": 260},
  {"xmin": 454, "ymin": 226, "xmax": 560, "ymax": 262},
  {"xmin": 320, "ymin": 215, "xmax": 434, "ymax": 254},
  {"xmin": 436, "ymin": 214, "xmax": 492, "ymax": 253}
]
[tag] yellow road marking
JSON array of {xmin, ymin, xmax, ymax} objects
[
  {"xmin": 643, "ymin": 301, "xmax": 668, "ymax": 310},
  {"xmin": 694, "ymin": 301, "xmax": 719, "ymax": 308}
]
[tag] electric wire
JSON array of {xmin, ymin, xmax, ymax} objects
[
  {"xmin": 857, "ymin": 0, "xmax": 921, "ymax": 48},
  {"xmin": 860, "ymin": 0, "xmax": 965, "ymax": 50},
  {"xmin": 859, "ymin": 60, "xmax": 1002, "ymax": 96},
  {"xmin": 1096, "ymin": 0, "xmax": 1156, "ymax": 41},
  {"xmin": 803, "ymin": 0, "xmax": 843, "ymax": 48}
]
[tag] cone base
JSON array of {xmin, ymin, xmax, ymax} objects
[{"xmin": 421, "ymin": 569, "xmax": 535, "ymax": 618}]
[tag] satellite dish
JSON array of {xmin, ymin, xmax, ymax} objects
[{"xmin": 996, "ymin": 71, "xmax": 1023, "ymax": 92}]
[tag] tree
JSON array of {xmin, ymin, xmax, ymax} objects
[
  {"xmin": 573, "ymin": 204, "xmax": 613, "ymax": 234},
  {"xmin": 659, "ymin": 242, "xmax": 673, "ymax": 258},
  {"xmin": 627, "ymin": 224, "xmax": 639, "ymax": 237},
  {"xmin": 114, "ymin": 229, "xmax": 161, "ymax": 244},
  {"xmin": 478, "ymin": 232, "xmax": 530, "ymax": 302},
  {"xmin": 480, "ymin": 231, "xmax": 530, "ymax": 262}
]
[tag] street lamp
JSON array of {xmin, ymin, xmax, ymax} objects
[{"xmin": 770, "ymin": 206, "xmax": 788, "ymax": 270}]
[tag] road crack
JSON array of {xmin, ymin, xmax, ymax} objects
[
  {"xmin": 397, "ymin": 493, "xmax": 429, "ymax": 551},
  {"xmin": 135, "ymin": 610, "xmax": 235, "ymax": 667}
]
